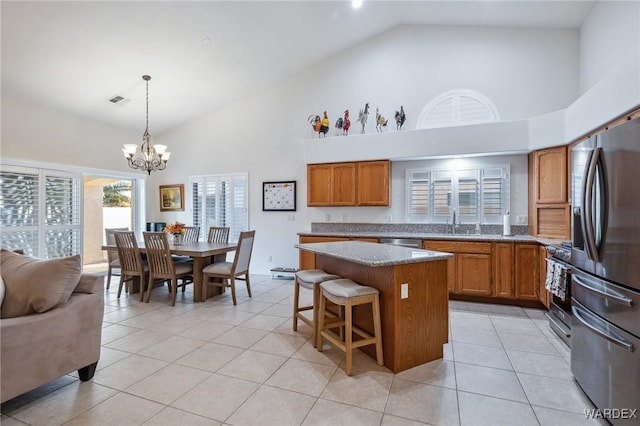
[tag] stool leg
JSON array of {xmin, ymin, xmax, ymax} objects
[
  {"xmin": 372, "ymin": 295, "xmax": 384, "ymax": 366},
  {"xmin": 317, "ymin": 289, "xmax": 326, "ymax": 351},
  {"xmin": 311, "ymin": 284, "xmax": 319, "ymax": 348},
  {"xmin": 292, "ymin": 277, "xmax": 300, "ymax": 332},
  {"xmin": 345, "ymin": 300, "xmax": 353, "ymax": 376}
]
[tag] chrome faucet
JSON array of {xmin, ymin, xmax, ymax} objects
[{"xmin": 450, "ymin": 208, "xmax": 458, "ymax": 234}]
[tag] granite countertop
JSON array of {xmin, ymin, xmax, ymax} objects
[
  {"xmin": 295, "ymin": 240, "xmax": 454, "ymax": 267},
  {"xmin": 298, "ymin": 230, "xmax": 542, "ymax": 243}
]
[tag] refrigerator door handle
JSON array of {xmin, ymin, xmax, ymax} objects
[
  {"xmin": 572, "ymin": 305, "xmax": 634, "ymax": 352},
  {"xmin": 583, "ymin": 148, "xmax": 600, "ymax": 262},
  {"xmin": 573, "ymin": 276, "xmax": 634, "ymax": 307},
  {"xmin": 594, "ymin": 148, "xmax": 609, "ymax": 257}
]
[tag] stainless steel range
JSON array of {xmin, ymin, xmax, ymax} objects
[{"xmin": 544, "ymin": 242, "xmax": 572, "ymax": 346}]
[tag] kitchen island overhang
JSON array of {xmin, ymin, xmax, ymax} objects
[{"xmin": 295, "ymin": 241, "xmax": 454, "ymax": 373}]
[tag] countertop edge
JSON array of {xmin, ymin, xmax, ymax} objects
[
  {"xmin": 295, "ymin": 241, "xmax": 454, "ymax": 267},
  {"xmin": 298, "ymin": 231, "xmax": 559, "ymax": 245}
]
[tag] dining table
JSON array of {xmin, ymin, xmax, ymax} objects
[{"xmin": 101, "ymin": 240, "xmax": 238, "ymax": 302}]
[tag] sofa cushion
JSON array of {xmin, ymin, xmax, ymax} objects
[{"xmin": 0, "ymin": 251, "xmax": 81, "ymax": 319}]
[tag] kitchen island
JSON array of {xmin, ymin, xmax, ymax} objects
[{"xmin": 295, "ymin": 240, "xmax": 453, "ymax": 373}]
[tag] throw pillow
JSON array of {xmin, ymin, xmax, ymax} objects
[{"xmin": 0, "ymin": 251, "xmax": 81, "ymax": 319}]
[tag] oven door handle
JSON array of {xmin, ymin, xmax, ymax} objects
[
  {"xmin": 572, "ymin": 305, "xmax": 634, "ymax": 352},
  {"xmin": 573, "ymin": 276, "xmax": 634, "ymax": 307}
]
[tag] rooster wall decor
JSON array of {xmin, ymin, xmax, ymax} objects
[
  {"xmin": 375, "ymin": 107, "xmax": 388, "ymax": 133},
  {"xmin": 357, "ymin": 103, "xmax": 369, "ymax": 134},
  {"xmin": 307, "ymin": 111, "xmax": 330, "ymax": 137},
  {"xmin": 395, "ymin": 106, "xmax": 406, "ymax": 131},
  {"xmin": 335, "ymin": 110, "xmax": 351, "ymax": 136}
]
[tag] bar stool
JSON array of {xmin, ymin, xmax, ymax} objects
[
  {"xmin": 293, "ymin": 269, "xmax": 341, "ymax": 347},
  {"xmin": 317, "ymin": 278, "xmax": 383, "ymax": 376}
]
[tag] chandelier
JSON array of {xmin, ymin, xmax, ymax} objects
[{"xmin": 122, "ymin": 75, "xmax": 170, "ymax": 175}]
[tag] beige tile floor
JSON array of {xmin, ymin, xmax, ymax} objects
[{"xmin": 1, "ymin": 273, "xmax": 604, "ymax": 426}]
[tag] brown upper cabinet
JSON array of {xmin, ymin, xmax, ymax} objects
[
  {"xmin": 528, "ymin": 146, "xmax": 570, "ymax": 239},
  {"xmin": 532, "ymin": 146, "xmax": 568, "ymax": 204},
  {"xmin": 357, "ymin": 160, "xmax": 390, "ymax": 206},
  {"xmin": 307, "ymin": 160, "xmax": 390, "ymax": 207}
]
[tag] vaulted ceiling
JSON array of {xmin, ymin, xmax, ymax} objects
[{"xmin": 1, "ymin": 1, "xmax": 595, "ymax": 134}]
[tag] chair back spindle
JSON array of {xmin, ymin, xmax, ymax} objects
[
  {"xmin": 183, "ymin": 226, "xmax": 200, "ymax": 243},
  {"xmin": 113, "ymin": 231, "xmax": 146, "ymax": 300},
  {"xmin": 207, "ymin": 226, "xmax": 230, "ymax": 244}
]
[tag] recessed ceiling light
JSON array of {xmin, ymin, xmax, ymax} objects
[
  {"xmin": 352, "ymin": 0, "xmax": 363, "ymax": 9},
  {"xmin": 200, "ymin": 37, "xmax": 211, "ymax": 45}
]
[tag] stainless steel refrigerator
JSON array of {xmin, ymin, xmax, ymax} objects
[{"xmin": 570, "ymin": 116, "xmax": 640, "ymax": 424}]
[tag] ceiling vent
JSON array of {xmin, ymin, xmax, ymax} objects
[{"xmin": 108, "ymin": 95, "xmax": 130, "ymax": 105}]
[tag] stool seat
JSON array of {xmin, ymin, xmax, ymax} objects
[
  {"xmin": 321, "ymin": 279, "xmax": 379, "ymax": 298},
  {"xmin": 295, "ymin": 269, "xmax": 341, "ymax": 289},
  {"xmin": 293, "ymin": 269, "xmax": 342, "ymax": 348},
  {"xmin": 317, "ymin": 278, "xmax": 384, "ymax": 376}
]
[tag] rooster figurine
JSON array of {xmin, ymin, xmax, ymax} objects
[
  {"xmin": 395, "ymin": 106, "xmax": 406, "ymax": 131},
  {"xmin": 335, "ymin": 110, "xmax": 351, "ymax": 136},
  {"xmin": 307, "ymin": 111, "xmax": 330, "ymax": 138},
  {"xmin": 357, "ymin": 103, "xmax": 369, "ymax": 134},
  {"xmin": 375, "ymin": 107, "xmax": 388, "ymax": 133}
]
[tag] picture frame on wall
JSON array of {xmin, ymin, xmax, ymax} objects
[
  {"xmin": 263, "ymin": 181, "xmax": 296, "ymax": 211},
  {"xmin": 159, "ymin": 184, "xmax": 185, "ymax": 212}
]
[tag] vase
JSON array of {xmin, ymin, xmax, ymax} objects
[{"xmin": 173, "ymin": 233, "xmax": 184, "ymax": 245}]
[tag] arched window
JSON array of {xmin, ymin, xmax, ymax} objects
[{"xmin": 417, "ymin": 89, "xmax": 500, "ymax": 129}]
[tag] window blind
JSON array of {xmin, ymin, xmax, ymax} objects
[
  {"xmin": 0, "ymin": 166, "xmax": 82, "ymax": 258},
  {"xmin": 190, "ymin": 173, "xmax": 248, "ymax": 242},
  {"xmin": 406, "ymin": 166, "xmax": 509, "ymax": 225}
]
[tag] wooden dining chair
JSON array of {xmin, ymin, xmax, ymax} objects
[
  {"xmin": 183, "ymin": 226, "xmax": 200, "ymax": 242},
  {"xmin": 113, "ymin": 231, "xmax": 148, "ymax": 301},
  {"xmin": 105, "ymin": 227, "xmax": 128, "ymax": 290},
  {"xmin": 143, "ymin": 232, "xmax": 194, "ymax": 305},
  {"xmin": 202, "ymin": 230, "xmax": 255, "ymax": 305},
  {"xmin": 207, "ymin": 226, "xmax": 230, "ymax": 244}
]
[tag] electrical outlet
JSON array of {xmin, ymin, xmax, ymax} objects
[
  {"xmin": 324, "ymin": 214, "xmax": 331, "ymax": 222},
  {"xmin": 516, "ymin": 215, "xmax": 528, "ymax": 225},
  {"xmin": 342, "ymin": 214, "xmax": 347, "ymax": 222},
  {"xmin": 401, "ymin": 283, "xmax": 409, "ymax": 299},
  {"xmin": 268, "ymin": 255, "xmax": 272, "ymax": 262}
]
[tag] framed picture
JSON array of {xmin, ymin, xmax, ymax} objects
[
  {"xmin": 263, "ymin": 181, "xmax": 296, "ymax": 211},
  {"xmin": 159, "ymin": 184, "xmax": 184, "ymax": 212}
]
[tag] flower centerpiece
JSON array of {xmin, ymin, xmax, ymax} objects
[{"xmin": 163, "ymin": 221, "xmax": 186, "ymax": 244}]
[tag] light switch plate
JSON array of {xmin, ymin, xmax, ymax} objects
[{"xmin": 401, "ymin": 283, "xmax": 409, "ymax": 299}]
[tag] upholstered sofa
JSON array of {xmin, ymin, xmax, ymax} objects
[{"xmin": 0, "ymin": 250, "xmax": 104, "ymax": 403}]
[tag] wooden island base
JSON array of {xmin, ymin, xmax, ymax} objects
[{"xmin": 315, "ymin": 254, "xmax": 449, "ymax": 373}]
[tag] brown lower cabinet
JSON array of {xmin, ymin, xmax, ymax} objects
[
  {"xmin": 423, "ymin": 239, "xmax": 547, "ymax": 306},
  {"xmin": 299, "ymin": 236, "xmax": 549, "ymax": 307}
]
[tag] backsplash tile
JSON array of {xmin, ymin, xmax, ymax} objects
[{"xmin": 310, "ymin": 223, "xmax": 529, "ymax": 236}]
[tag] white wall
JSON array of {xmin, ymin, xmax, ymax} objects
[
  {"xmin": 579, "ymin": 1, "xmax": 640, "ymax": 94},
  {"xmin": 147, "ymin": 25, "xmax": 579, "ymax": 274},
  {"xmin": 1, "ymin": 96, "xmax": 140, "ymax": 172}
]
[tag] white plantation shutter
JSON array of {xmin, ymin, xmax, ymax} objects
[
  {"xmin": 0, "ymin": 166, "xmax": 82, "ymax": 258},
  {"xmin": 418, "ymin": 89, "xmax": 500, "ymax": 129},
  {"xmin": 432, "ymin": 170, "xmax": 452, "ymax": 221},
  {"xmin": 481, "ymin": 168, "xmax": 509, "ymax": 224},
  {"xmin": 406, "ymin": 166, "xmax": 509, "ymax": 224},
  {"xmin": 457, "ymin": 170, "xmax": 480, "ymax": 223},
  {"xmin": 406, "ymin": 171, "xmax": 430, "ymax": 222},
  {"xmin": 190, "ymin": 173, "xmax": 248, "ymax": 242}
]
